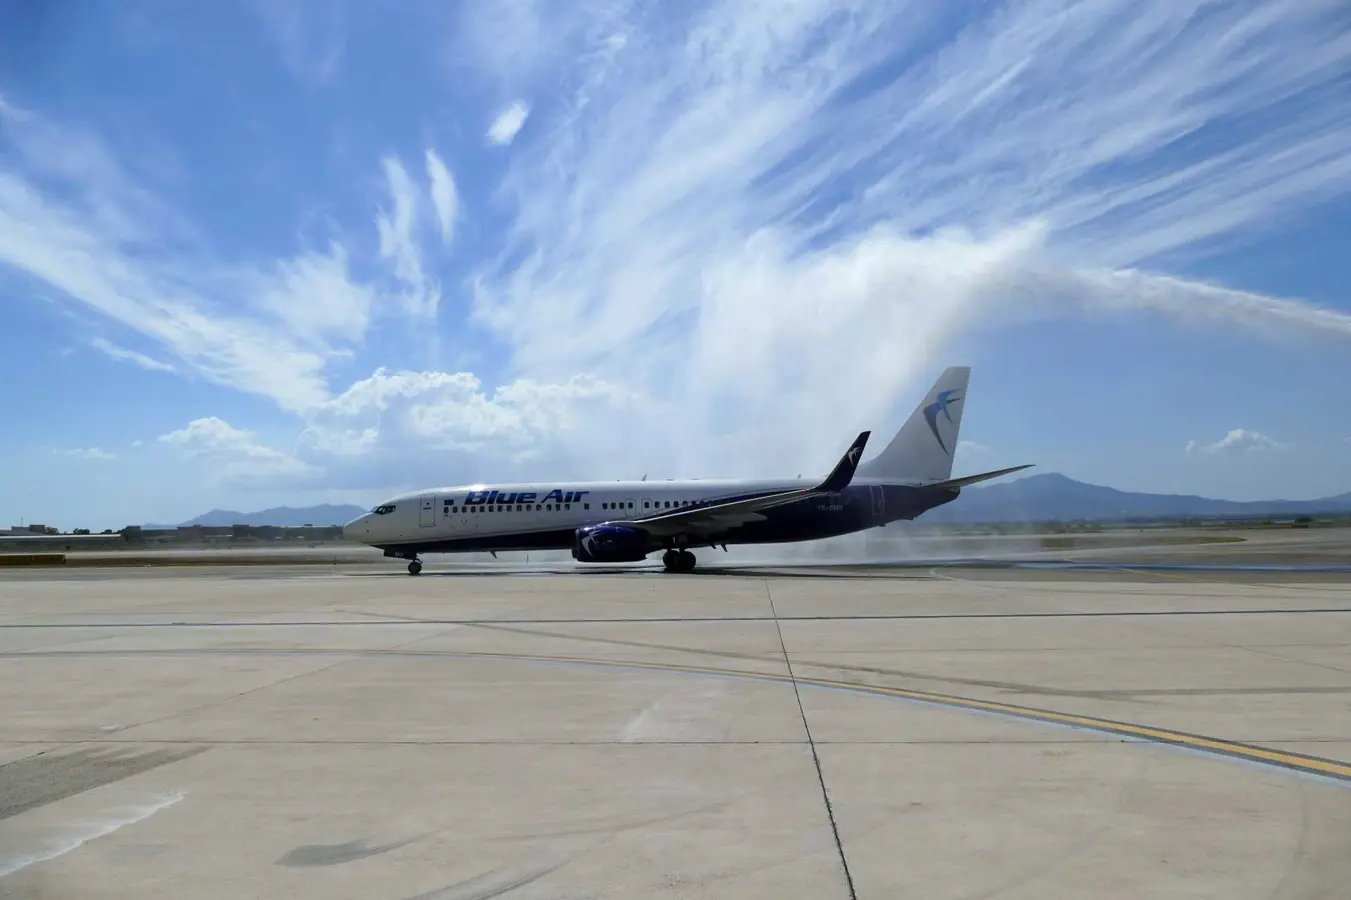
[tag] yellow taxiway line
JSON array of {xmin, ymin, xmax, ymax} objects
[
  {"xmin": 377, "ymin": 647, "xmax": 1351, "ymax": 784},
  {"xmin": 9, "ymin": 644, "xmax": 1349, "ymax": 783}
]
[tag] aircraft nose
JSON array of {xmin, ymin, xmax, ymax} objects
[{"xmin": 342, "ymin": 516, "xmax": 369, "ymax": 542}]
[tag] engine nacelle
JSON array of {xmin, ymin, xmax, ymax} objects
[{"xmin": 572, "ymin": 524, "xmax": 651, "ymax": 563}]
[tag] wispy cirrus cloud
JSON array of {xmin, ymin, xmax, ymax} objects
[
  {"xmin": 6, "ymin": 0, "xmax": 1351, "ymax": 500},
  {"xmin": 0, "ymin": 103, "xmax": 453, "ymax": 413},
  {"xmin": 55, "ymin": 447, "xmax": 116, "ymax": 461},
  {"xmin": 248, "ymin": 0, "xmax": 347, "ymax": 85},
  {"xmin": 424, "ymin": 149, "xmax": 458, "ymax": 244},
  {"xmin": 89, "ymin": 337, "xmax": 175, "ymax": 373},
  {"xmin": 375, "ymin": 155, "xmax": 442, "ymax": 318},
  {"xmin": 456, "ymin": 0, "xmax": 1351, "ymax": 478},
  {"xmin": 0, "ymin": 170, "xmax": 332, "ymax": 411}
]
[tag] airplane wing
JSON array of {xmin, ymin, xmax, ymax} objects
[
  {"xmin": 925, "ymin": 464, "xmax": 1034, "ymax": 490},
  {"xmin": 612, "ymin": 431, "xmax": 871, "ymax": 539}
]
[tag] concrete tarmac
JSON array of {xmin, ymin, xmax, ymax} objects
[{"xmin": 1, "ymin": 559, "xmax": 1349, "ymax": 898}]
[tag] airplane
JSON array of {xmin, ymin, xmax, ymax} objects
[{"xmin": 342, "ymin": 366, "xmax": 1032, "ymax": 575}]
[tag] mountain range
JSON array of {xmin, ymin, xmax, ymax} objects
[
  {"xmin": 921, "ymin": 473, "xmax": 1351, "ymax": 523},
  {"xmin": 153, "ymin": 474, "xmax": 1351, "ymax": 528},
  {"xmin": 153, "ymin": 503, "xmax": 368, "ymax": 528}
]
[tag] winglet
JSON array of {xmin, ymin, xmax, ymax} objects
[{"xmin": 818, "ymin": 431, "xmax": 871, "ymax": 492}]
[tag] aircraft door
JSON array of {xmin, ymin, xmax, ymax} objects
[
  {"xmin": 870, "ymin": 485, "xmax": 885, "ymax": 519},
  {"xmin": 419, "ymin": 494, "xmax": 436, "ymax": 527},
  {"xmin": 624, "ymin": 497, "xmax": 638, "ymax": 517},
  {"xmin": 640, "ymin": 497, "xmax": 657, "ymax": 517}
]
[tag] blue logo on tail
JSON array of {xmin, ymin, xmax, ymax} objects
[{"xmin": 923, "ymin": 390, "xmax": 963, "ymax": 454}]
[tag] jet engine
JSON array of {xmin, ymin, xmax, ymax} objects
[{"xmin": 572, "ymin": 524, "xmax": 651, "ymax": 563}]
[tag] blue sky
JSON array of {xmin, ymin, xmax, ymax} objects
[{"xmin": 2, "ymin": 0, "xmax": 1350, "ymax": 530}]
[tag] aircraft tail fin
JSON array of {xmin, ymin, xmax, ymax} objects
[{"xmin": 857, "ymin": 366, "xmax": 971, "ymax": 483}]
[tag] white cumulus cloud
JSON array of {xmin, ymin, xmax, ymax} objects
[
  {"xmin": 297, "ymin": 368, "xmax": 642, "ymax": 483},
  {"xmin": 159, "ymin": 417, "xmax": 313, "ymax": 484},
  {"xmin": 1186, "ymin": 429, "xmax": 1289, "ymax": 456}
]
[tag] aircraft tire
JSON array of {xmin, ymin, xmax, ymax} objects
[
  {"xmin": 678, "ymin": 550, "xmax": 696, "ymax": 573},
  {"xmin": 661, "ymin": 549, "xmax": 680, "ymax": 572},
  {"xmin": 407, "ymin": 559, "xmax": 423, "ymax": 576}
]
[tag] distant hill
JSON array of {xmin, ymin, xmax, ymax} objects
[
  {"xmin": 150, "ymin": 475, "xmax": 1351, "ymax": 529},
  {"xmin": 925, "ymin": 473, "xmax": 1351, "ymax": 523},
  {"xmin": 151, "ymin": 503, "xmax": 368, "ymax": 528}
]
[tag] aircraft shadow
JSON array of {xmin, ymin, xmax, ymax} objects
[{"xmin": 353, "ymin": 564, "xmax": 925, "ymax": 580}]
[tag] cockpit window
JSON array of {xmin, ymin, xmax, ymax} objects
[{"xmin": 372, "ymin": 504, "xmax": 396, "ymax": 515}]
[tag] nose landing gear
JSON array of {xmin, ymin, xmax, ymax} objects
[
  {"xmin": 661, "ymin": 549, "xmax": 696, "ymax": 573},
  {"xmin": 407, "ymin": 558, "xmax": 423, "ymax": 576}
]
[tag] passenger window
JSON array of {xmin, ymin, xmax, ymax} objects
[
  {"xmin": 565, "ymin": 504, "xmax": 571, "ymax": 510},
  {"xmin": 584, "ymin": 503, "xmax": 590, "ymax": 510}
]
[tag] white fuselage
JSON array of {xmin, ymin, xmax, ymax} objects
[{"xmin": 342, "ymin": 477, "xmax": 815, "ymax": 550}]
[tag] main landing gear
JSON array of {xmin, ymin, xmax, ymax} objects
[
  {"xmin": 407, "ymin": 558, "xmax": 423, "ymax": 576},
  {"xmin": 661, "ymin": 549, "xmax": 696, "ymax": 573}
]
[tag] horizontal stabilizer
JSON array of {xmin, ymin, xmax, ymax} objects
[{"xmin": 928, "ymin": 464, "xmax": 1034, "ymax": 490}]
